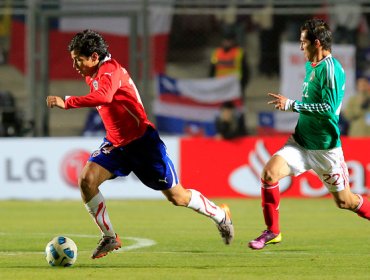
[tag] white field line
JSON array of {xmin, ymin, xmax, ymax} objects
[{"xmin": 0, "ymin": 232, "xmax": 156, "ymax": 256}]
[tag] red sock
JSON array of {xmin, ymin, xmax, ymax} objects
[
  {"xmin": 261, "ymin": 179, "xmax": 280, "ymax": 234},
  {"xmin": 355, "ymin": 195, "xmax": 370, "ymax": 220}
]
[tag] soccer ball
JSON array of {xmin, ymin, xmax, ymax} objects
[{"xmin": 45, "ymin": 236, "xmax": 78, "ymax": 267}]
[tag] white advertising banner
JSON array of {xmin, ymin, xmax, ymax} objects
[{"xmin": 0, "ymin": 137, "xmax": 179, "ymax": 200}]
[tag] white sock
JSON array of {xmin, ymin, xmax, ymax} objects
[
  {"xmin": 85, "ymin": 192, "xmax": 116, "ymax": 237},
  {"xmin": 187, "ymin": 189, "xmax": 225, "ymax": 223}
]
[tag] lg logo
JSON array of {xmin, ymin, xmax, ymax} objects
[
  {"xmin": 5, "ymin": 158, "xmax": 46, "ymax": 182},
  {"xmin": 3, "ymin": 149, "xmax": 91, "ymax": 188},
  {"xmin": 60, "ymin": 150, "xmax": 91, "ymax": 188}
]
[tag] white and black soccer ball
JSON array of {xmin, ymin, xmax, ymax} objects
[{"xmin": 45, "ymin": 236, "xmax": 78, "ymax": 267}]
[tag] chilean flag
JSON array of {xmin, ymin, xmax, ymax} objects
[
  {"xmin": 257, "ymin": 111, "xmax": 298, "ymax": 136},
  {"xmin": 154, "ymin": 74, "xmax": 242, "ymax": 136},
  {"xmin": 9, "ymin": 0, "xmax": 173, "ymax": 79}
]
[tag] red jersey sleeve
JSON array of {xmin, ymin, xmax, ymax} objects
[
  {"xmin": 63, "ymin": 58, "xmax": 154, "ymax": 147},
  {"xmin": 64, "ymin": 69, "xmax": 120, "ymax": 108}
]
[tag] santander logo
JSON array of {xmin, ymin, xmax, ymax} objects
[
  {"xmin": 228, "ymin": 139, "xmax": 368, "ymax": 197},
  {"xmin": 229, "ymin": 140, "xmax": 292, "ymax": 197},
  {"xmin": 60, "ymin": 149, "xmax": 91, "ymax": 188}
]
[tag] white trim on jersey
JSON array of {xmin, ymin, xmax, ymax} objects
[{"xmin": 324, "ymin": 55, "xmax": 335, "ymax": 89}]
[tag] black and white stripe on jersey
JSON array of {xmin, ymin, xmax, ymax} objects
[{"xmin": 293, "ymin": 101, "xmax": 331, "ymax": 113}]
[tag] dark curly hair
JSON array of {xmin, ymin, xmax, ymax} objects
[
  {"xmin": 300, "ymin": 18, "xmax": 332, "ymax": 51},
  {"xmin": 68, "ymin": 29, "xmax": 109, "ymax": 60}
]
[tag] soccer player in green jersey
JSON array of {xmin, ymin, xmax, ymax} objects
[{"xmin": 248, "ymin": 18, "xmax": 370, "ymax": 250}]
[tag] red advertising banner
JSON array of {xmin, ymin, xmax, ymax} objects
[{"xmin": 180, "ymin": 136, "xmax": 370, "ymax": 198}]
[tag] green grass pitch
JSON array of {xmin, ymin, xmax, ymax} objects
[{"xmin": 0, "ymin": 198, "xmax": 369, "ymax": 280}]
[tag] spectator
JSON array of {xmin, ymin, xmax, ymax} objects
[
  {"xmin": 330, "ymin": 1, "xmax": 362, "ymax": 44},
  {"xmin": 209, "ymin": 26, "xmax": 249, "ymax": 102},
  {"xmin": 0, "ymin": 90, "xmax": 23, "ymax": 136},
  {"xmin": 0, "ymin": 0, "xmax": 11, "ymax": 64},
  {"xmin": 251, "ymin": 3, "xmax": 280, "ymax": 76},
  {"xmin": 82, "ymin": 108, "xmax": 105, "ymax": 137},
  {"xmin": 343, "ymin": 77, "xmax": 370, "ymax": 136},
  {"xmin": 338, "ymin": 113, "xmax": 349, "ymax": 136},
  {"xmin": 215, "ymin": 101, "xmax": 247, "ymax": 139}
]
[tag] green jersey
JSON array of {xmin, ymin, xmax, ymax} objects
[{"xmin": 292, "ymin": 54, "xmax": 345, "ymax": 150}]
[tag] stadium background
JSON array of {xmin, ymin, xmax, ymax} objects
[{"xmin": 0, "ymin": 0, "xmax": 369, "ymax": 199}]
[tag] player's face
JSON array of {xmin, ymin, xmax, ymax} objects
[
  {"xmin": 300, "ymin": 30, "xmax": 316, "ymax": 62},
  {"xmin": 70, "ymin": 50, "xmax": 99, "ymax": 77},
  {"xmin": 357, "ymin": 78, "xmax": 369, "ymax": 94}
]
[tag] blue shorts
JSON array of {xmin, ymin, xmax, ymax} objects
[{"xmin": 89, "ymin": 126, "xmax": 179, "ymax": 190}]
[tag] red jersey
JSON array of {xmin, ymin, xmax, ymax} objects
[{"xmin": 64, "ymin": 57, "xmax": 154, "ymax": 147}]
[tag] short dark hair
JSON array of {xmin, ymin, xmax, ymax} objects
[
  {"xmin": 300, "ymin": 18, "xmax": 332, "ymax": 51},
  {"xmin": 68, "ymin": 29, "xmax": 109, "ymax": 60},
  {"xmin": 221, "ymin": 101, "xmax": 236, "ymax": 110}
]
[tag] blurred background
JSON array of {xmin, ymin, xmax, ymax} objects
[
  {"xmin": 1, "ymin": 0, "xmax": 370, "ymax": 200},
  {"xmin": 1, "ymin": 6, "xmax": 369, "ymax": 275},
  {"xmin": 2, "ymin": 0, "xmax": 370, "ymax": 138}
]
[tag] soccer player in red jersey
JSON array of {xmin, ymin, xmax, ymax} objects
[{"xmin": 46, "ymin": 30, "xmax": 234, "ymax": 259}]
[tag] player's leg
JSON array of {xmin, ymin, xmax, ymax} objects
[
  {"xmin": 162, "ymin": 184, "xmax": 225, "ymax": 222},
  {"xmin": 162, "ymin": 183, "xmax": 234, "ymax": 244},
  {"xmin": 79, "ymin": 161, "xmax": 122, "ymax": 258},
  {"xmin": 134, "ymin": 126, "xmax": 233, "ymax": 244},
  {"xmin": 248, "ymin": 155, "xmax": 290, "ymax": 250},
  {"xmin": 331, "ymin": 186, "xmax": 370, "ymax": 219},
  {"xmin": 331, "ymin": 186, "xmax": 361, "ymax": 210},
  {"xmin": 315, "ymin": 147, "xmax": 370, "ymax": 220},
  {"xmin": 80, "ymin": 161, "xmax": 116, "ymax": 236},
  {"xmin": 261, "ymin": 155, "xmax": 291, "ymax": 233}
]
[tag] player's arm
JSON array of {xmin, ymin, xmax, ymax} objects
[
  {"xmin": 290, "ymin": 63, "xmax": 345, "ymax": 117},
  {"xmin": 293, "ymin": 81, "xmax": 342, "ymax": 117},
  {"xmin": 268, "ymin": 92, "xmax": 333, "ymax": 117},
  {"xmin": 65, "ymin": 71, "xmax": 120, "ymax": 109},
  {"xmin": 291, "ymin": 100, "xmax": 332, "ymax": 116}
]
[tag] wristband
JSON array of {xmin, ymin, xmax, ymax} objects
[{"xmin": 284, "ymin": 99, "xmax": 295, "ymax": 111}]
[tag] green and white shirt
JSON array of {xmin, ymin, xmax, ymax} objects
[{"xmin": 292, "ymin": 54, "xmax": 345, "ymax": 150}]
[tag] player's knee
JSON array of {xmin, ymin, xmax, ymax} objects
[
  {"xmin": 261, "ymin": 168, "xmax": 279, "ymax": 183},
  {"xmin": 78, "ymin": 171, "xmax": 97, "ymax": 192}
]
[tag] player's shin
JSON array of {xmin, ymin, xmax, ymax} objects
[
  {"xmin": 85, "ymin": 192, "xmax": 116, "ymax": 237},
  {"xmin": 355, "ymin": 194, "xmax": 370, "ymax": 220},
  {"xmin": 187, "ymin": 189, "xmax": 225, "ymax": 223},
  {"xmin": 261, "ymin": 179, "xmax": 281, "ymax": 234}
]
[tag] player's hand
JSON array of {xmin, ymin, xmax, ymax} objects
[
  {"xmin": 267, "ymin": 93, "xmax": 288, "ymax": 111},
  {"xmin": 46, "ymin": 96, "xmax": 65, "ymax": 109},
  {"xmin": 267, "ymin": 93, "xmax": 294, "ymax": 111}
]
